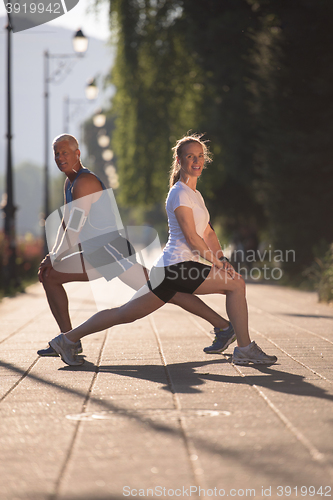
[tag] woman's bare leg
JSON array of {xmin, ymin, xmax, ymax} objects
[
  {"xmin": 65, "ymin": 265, "xmax": 247, "ymax": 345},
  {"xmin": 195, "ymin": 267, "xmax": 251, "ymax": 347},
  {"xmin": 118, "ymin": 264, "xmax": 229, "ymax": 329},
  {"xmin": 44, "ymin": 256, "xmax": 228, "ymax": 335},
  {"xmin": 170, "ymin": 292, "xmax": 229, "ymax": 329},
  {"xmin": 65, "ymin": 290, "xmax": 164, "ymax": 343}
]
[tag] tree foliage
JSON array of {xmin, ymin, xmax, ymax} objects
[
  {"xmin": 102, "ymin": 0, "xmax": 333, "ymax": 277},
  {"xmin": 109, "ymin": 0, "xmax": 204, "ymax": 206},
  {"xmin": 250, "ymin": 0, "xmax": 333, "ymax": 275}
]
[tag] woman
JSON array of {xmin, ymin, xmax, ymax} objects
[{"xmin": 46, "ymin": 134, "xmax": 277, "ymax": 367}]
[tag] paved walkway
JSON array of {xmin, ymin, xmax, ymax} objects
[{"xmin": 0, "ymin": 279, "xmax": 332, "ymax": 500}]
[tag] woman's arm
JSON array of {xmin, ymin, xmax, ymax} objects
[
  {"xmin": 203, "ymin": 222, "xmax": 234, "ymax": 275},
  {"xmin": 174, "ymin": 206, "xmax": 224, "ymax": 268},
  {"xmin": 203, "ymin": 222, "xmax": 224, "ymax": 259}
]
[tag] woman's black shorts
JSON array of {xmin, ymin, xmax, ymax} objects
[{"xmin": 148, "ymin": 261, "xmax": 212, "ymax": 303}]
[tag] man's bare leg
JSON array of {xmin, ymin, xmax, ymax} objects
[
  {"xmin": 42, "ymin": 269, "xmax": 89, "ymax": 332},
  {"xmin": 40, "ymin": 253, "xmax": 102, "ymax": 332}
]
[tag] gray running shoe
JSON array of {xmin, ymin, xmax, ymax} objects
[
  {"xmin": 232, "ymin": 341, "xmax": 277, "ymax": 365},
  {"xmin": 37, "ymin": 341, "xmax": 83, "ymax": 357},
  {"xmin": 49, "ymin": 334, "xmax": 84, "ymax": 366},
  {"xmin": 203, "ymin": 324, "xmax": 236, "ymax": 354}
]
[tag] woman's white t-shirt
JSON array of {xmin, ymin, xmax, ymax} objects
[{"xmin": 155, "ymin": 181, "xmax": 210, "ymax": 267}]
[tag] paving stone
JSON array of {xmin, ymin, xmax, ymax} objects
[{"xmin": 0, "ymin": 281, "xmax": 332, "ymax": 500}]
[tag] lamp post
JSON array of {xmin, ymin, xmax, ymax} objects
[
  {"xmin": 2, "ymin": 14, "xmax": 18, "ymax": 290},
  {"xmin": 43, "ymin": 29, "xmax": 88, "ymax": 255}
]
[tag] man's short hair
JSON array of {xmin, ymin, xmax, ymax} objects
[{"xmin": 52, "ymin": 134, "xmax": 79, "ymax": 151}]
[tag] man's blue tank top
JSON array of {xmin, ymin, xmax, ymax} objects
[
  {"xmin": 65, "ymin": 167, "xmax": 107, "ymax": 203},
  {"xmin": 65, "ymin": 167, "xmax": 121, "ymax": 253}
]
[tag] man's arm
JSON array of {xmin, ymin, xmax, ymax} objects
[
  {"xmin": 50, "ymin": 174, "xmax": 103, "ymax": 261},
  {"xmin": 39, "ymin": 174, "xmax": 103, "ymax": 282},
  {"xmin": 48, "ymin": 179, "xmax": 70, "ymax": 257},
  {"xmin": 38, "ymin": 181, "xmax": 69, "ymax": 282}
]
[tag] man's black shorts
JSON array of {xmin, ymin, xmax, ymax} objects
[{"xmin": 83, "ymin": 235, "xmax": 137, "ymax": 281}]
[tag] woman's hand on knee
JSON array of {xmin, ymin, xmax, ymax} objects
[{"xmin": 223, "ymin": 261, "xmax": 236, "ymax": 279}]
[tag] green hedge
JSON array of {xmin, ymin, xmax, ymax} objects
[
  {"xmin": 0, "ymin": 232, "xmax": 43, "ymax": 295},
  {"xmin": 304, "ymin": 243, "xmax": 333, "ymax": 303}
]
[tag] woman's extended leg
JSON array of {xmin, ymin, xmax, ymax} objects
[
  {"xmin": 65, "ymin": 288, "xmax": 165, "ymax": 343},
  {"xmin": 118, "ymin": 263, "xmax": 229, "ymax": 329}
]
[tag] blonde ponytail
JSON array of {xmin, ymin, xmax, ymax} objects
[{"xmin": 169, "ymin": 160, "xmax": 181, "ymax": 188}]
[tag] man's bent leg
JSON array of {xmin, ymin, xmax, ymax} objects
[
  {"xmin": 41, "ymin": 253, "xmax": 100, "ymax": 332},
  {"xmin": 42, "ymin": 268, "xmax": 90, "ymax": 332}
]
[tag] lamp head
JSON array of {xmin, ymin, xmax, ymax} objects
[{"xmin": 73, "ymin": 29, "xmax": 88, "ymax": 55}]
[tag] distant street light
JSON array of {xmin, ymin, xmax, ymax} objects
[
  {"xmin": 102, "ymin": 149, "xmax": 114, "ymax": 161},
  {"xmin": 43, "ymin": 29, "xmax": 88, "ymax": 254},
  {"xmin": 63, "ymin": 80, "xmax": 98, "ymax": 133},
  {"xmin": 85, "ymin": 78, "xmax": 99, "ymax": 100},
  {"xmin": 97, "ymin": 134, "xmax": 110, "ymax": 148},
  {"xmin": 72, "ymin": 29, "xmax": 88, "ymax": 54},
  {"xmin": 105, "ymin": 165, "xmax": 119, "ymax": 189},
  {"xmin": 1, "ymin": 15, "xmax": 18, "ymax": 290},
  {"xmin": 93, "ymin": 109, "xmax": 106, "ymax": 128}
]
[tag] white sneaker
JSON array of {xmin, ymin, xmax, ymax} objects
[
  {"xmin": 232, "ymin": 341, "xmax": 277, "ymax": 365},
  {"xmin": 49, "ymin": 334, "xmax": 84, "ymax": 366}
]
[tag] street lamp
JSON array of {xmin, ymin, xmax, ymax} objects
[
  {"xmin": 1, "ymin": 14, "xmax": 18, "ymax": 290},
  {"xmin": 43, "ymin": 29, "xmax": 88, "ymax": 254},
  {"xmin": 72, "ymin": 29, "xmax": 88, "ymax": 54},
  {"xmin": 63, "ymin": 77, "xmax": 99, "ymax": 133},
  {"xmin": 97, "ymin": 133, "xmax": 110, "ymax": 148},
  {"xmin": 93, "ymin": 109, "xmax": 106, "ymax": 128},
  {"xmin": 102, "ymin": 149, "xmax": 114, "ymax": 161},
  {"xmin": 85, "ymin": 78, "xmax": 99, "ymax": 100}
]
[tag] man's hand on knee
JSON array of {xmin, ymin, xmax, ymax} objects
[{"xmin": 38, "ymin": 255, "xmax": 53, "ymax": 283}]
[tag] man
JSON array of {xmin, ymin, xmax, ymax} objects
[{"xmin": 38, "ymin": 134, "xmax": 235, "ymax": 356}]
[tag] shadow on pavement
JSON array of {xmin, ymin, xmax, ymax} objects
[
  {"xmin": 280, "ymin": 312, "xmax": 333, "ymax": 320},
  {"xmin": 2, "ymin": 356, "xmax": 332, "ymax": 404},
  {"xmin": 61, "ymin": 357, "xmax": 333, "ymax": 402}
]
